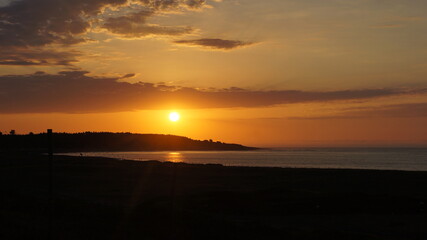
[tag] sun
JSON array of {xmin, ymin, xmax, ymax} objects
[{"xmin": 169, "ymin": 112, "xmax": 180, "ymax": 122}]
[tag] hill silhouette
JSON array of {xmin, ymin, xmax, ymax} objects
[{"xmin": 0, "ymin": 132, "xmax": 257, "ymax": 152}]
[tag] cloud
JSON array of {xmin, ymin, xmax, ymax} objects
[
  {"xmin": 0, "ymin": 47, "xmax": 81, "ymax": 66},
  {"xmin": 0, "ymin": 0, "xmax": 129, "ymax": 48},
  {"xmin": 0, "ymin": 0, "xmax": 128, "ymax": 66},
  {"xmin": 174, "ymin": 38, "xmax": 255, "ymax": 50},
  {"xmin": 121, "ymin": 73, "xmax": 137, "ymax": 79},
  {"xmin": 290, "ymin": 103, "xmax": 427, "ymax": 120},
  {"xmin": 136, "ymin": 0, "xmax": 206, "ymax": 11},
  {"xmin": 102, "ymin": 10, "xmax": 193, "ymax": 38},
  {"xmin": 0, "ymin": 0, "xmax": 208, "ymax": 66},
  {"xmin": 0, "ymin": 71, "xmax": 425, "ymax": 114},
  {"xmin": 358, "ymin": 103, "xmax": 427, "ymax": 118},
  {"xmin": 0, "ymin": 0, "xmax": 206, "ymax": 47},
  {"xmin": 344, "ymin": 103, "xmax": 427, "ymax": 118},
  {"xmin": 100, "ymin": 1, "xmax": 208, "ymax": 38}
]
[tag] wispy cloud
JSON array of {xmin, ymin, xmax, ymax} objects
[
  {"xmin": 0, "ymin": 47, "xmax": 81, "ymax": 66},
  {"xmin": 356, "ymin": 103, "xmax": 427, "ymax": 118},
  {"xmin": 290, "ymin": 103, "xmax": 427, "ymax": 120},
  {"xmin": 174, "ymin": 38, "xmax": 255, "ymax": 50},
  {"xmin": 102, "ymin": 10, "xmax": 194, "ymax": 38}
]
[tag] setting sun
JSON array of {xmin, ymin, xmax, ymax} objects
[{"xmin": 169, "ymin": 112, "xmax": 180, "ymax": 122}]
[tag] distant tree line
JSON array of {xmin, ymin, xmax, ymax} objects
[
  {"xmin": 0, "ymin": 130, "xmax": 16, "ymax": 135},
  {"xmin": 0, "ymin": 132, "xmax": 257, "ymax": 152}
]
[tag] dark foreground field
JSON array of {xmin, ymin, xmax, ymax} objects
[{"xmin": 1, "ymin": 153, "xmax": 427, "ymax": 240}]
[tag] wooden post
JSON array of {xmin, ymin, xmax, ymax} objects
[{"xmin": 47, "ymin": 129, "xmax": 53, "ymax": 239}]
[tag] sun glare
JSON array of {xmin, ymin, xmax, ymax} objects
[{"xmin": 169, "ymin": 112, "xmax": 180, "ymax": 122}]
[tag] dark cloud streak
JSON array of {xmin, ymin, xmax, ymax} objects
[
  {"xmin": 174, "ymin": 38, "xmax": 255, "ymax": 50},
  {"xmin": 137, "ymin": 0, "xmax": 206, "ymax": 11},
  {"xmin": 0, "ymin": 47, "xmax": 81, "ymax": 66},
  {"xmin": 0, "ymin": 71, "xmax": 424, "ymax": 114}
]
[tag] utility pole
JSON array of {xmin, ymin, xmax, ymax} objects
[{"xmin": 47, "ymin": 129, "xmax": 53, "ymax": 239}]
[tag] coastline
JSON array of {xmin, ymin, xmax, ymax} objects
[
  {"xmin": 61, "ymin": 148, "xmax": 427, "ymax": 172},
  {"xmin": 2, "ymin": 153, "xmax": 427, "ymax": 239}
]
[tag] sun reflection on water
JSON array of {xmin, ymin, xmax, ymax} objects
[{"xmin": 166, "ymin": 152, "xmax": 184, "ymax": 163}]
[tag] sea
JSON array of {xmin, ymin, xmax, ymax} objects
[{"xmin": 64, "ymin": 148, "xmax": 427, "ymax": 171}]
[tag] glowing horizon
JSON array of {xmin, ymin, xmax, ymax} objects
[{"xmin": 0, "ymin": 0, "xmax": 426, "ymax": 146}]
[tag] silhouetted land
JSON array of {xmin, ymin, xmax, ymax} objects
[
  {"xmin": 0, "ymin": 132, "xmax": 257, "ymax": 152},
  {"xmin": 1, "ymin": 152, "xmax": 426, "ymax": 239}
]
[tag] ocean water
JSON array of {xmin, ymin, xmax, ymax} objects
[{"xmin": 64, "ymin": 148, "xmax": 427, "ymax": 171}]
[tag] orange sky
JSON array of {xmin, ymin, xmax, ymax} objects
[{"xmin": 0, "ymin": 0, "xmax": 427, "ymax": 147}]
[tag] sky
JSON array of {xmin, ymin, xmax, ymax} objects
[{"xmin": 1, "ymin": 0, "xmax": 427, "ymax": 147}]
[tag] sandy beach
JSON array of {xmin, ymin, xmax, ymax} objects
[{"xmin": 1, "ymin": 153, "xmax": 427, "ymax": 239}]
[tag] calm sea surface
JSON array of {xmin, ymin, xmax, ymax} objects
[{"xmin": 64, "ymin": 148, "xmax": 427, "ymax": 171}]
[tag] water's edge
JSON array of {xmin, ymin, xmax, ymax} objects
[{"xmin": 63, "ymin": 148, "xmax": 427, "ymax": 172}]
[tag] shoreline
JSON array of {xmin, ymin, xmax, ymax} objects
[
  {"xmin": 61, "ymin": 149, "xmax": 427, "ymax": 172},
  {"xmin": 2, "ymin": 153, "xmax": 427, "ymax": 239},
  {"xmin": 60, "ymin": 154, "xmax": 427, "ymax": 172}
]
